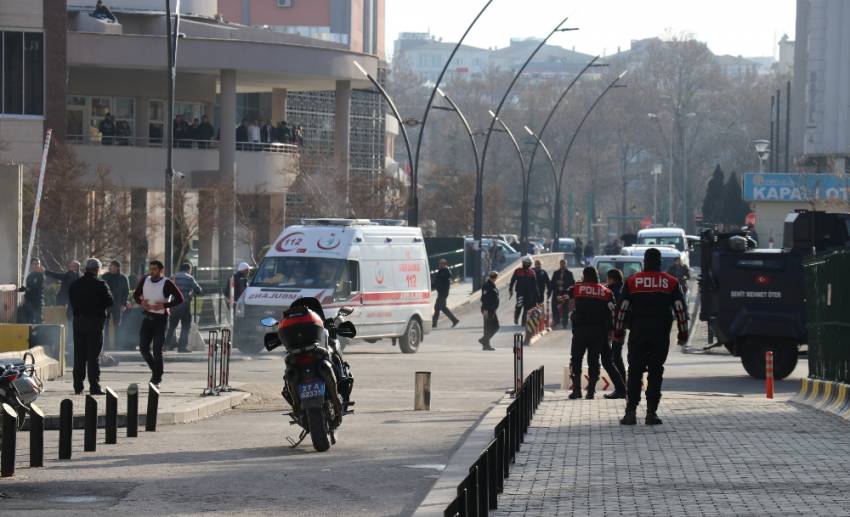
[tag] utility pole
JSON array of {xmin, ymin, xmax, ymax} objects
[{"xmin": 651, "ymin": 163, "xmax": 662, "ymax": 223}]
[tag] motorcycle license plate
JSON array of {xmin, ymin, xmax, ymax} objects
[{"xmin": 298, "ymin": 381, "xmax": 325, "ymax": 400}]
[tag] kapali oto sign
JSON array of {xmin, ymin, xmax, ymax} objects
[{"xmin": 742, "ymin": 173, "xmax": 850, "ymax": 202}]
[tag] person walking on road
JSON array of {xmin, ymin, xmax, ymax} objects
[
  {"xmin": 564, "ymin": 266, "xmax": 626, "ymax": 400},
  {"xmin": 479, "ymin": 271, "xmax": 499, "ymax": 351},
  {"xmin": 432, "ymin": 259, "xmax": 459, "ymax": 328},
  {"xmin": 68, "ymin": 259, "xmax": 113, "ymax": 395},
  {"xmin": 667, "ymin": 256, "xmax": 691, "ymax": 303},
  {"xmin": 101, "ymin": 260, "xmax": 130, "ymax": 350},
  {"xmin": 20, "ymin": 258, "xmax": 46, "ymax": 324},
  {"xmin": 615, "ymin": 248, "xmax": 688, "ymax": 425},
  {"xmin": 47, "ymin": 260, "xmax": 82, "ymax": 353},
  {"xmin": 509, "ymin": 256, "xmax": 538, "ymax": 326},
  {"xmin": 533, "ymin": 259, "xmax": 551, "ymax": 308},
  {"xmin": 166, "ymin": 262, "xmax": 203, "ymax": 353},
  {"xmin": 606, "ymin": 268, "xmax": 627, "ymax": 389},
  {"xmin": 133, "ymin": 260, "xmax": 184, "ymax": 386},
  {"xmin": 550, "ymin": 259, "xmax": 575, "ymax": 329}
]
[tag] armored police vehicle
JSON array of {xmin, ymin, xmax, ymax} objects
[{"xmin": 699, "ymin": 210, "xmax": 850, "ymax": 379}]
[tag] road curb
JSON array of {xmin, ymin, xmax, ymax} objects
[
  {"xmin": 413, "ymin": 394, "xmax": 512, "ymax": 517},
  {"xmin": 790, "ymin": 378, "xmax": 850, "ymax": 419},
  {"xmin": 32, "ymin": 391, "xmax": 249, "ymax": 430}
]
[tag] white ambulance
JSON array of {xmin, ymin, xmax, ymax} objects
[{"xmin": 233, "ymin": 219, "xmax": 432, "ymax": 354}]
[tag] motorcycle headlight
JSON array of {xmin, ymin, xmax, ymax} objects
[{"xmin": 235, "ymin": 297, "xmax": 245, "ymax": 318}]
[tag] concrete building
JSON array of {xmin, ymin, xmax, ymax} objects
[
  {"xmin": 393, "ymin": 32, "xmax": 593, "ymax": 82},
  {"xmin": 0, "ymin": 0, "xmax": 382, "ymax": 276}
]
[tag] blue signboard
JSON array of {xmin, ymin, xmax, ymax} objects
[{"xmin": 742, "ymin": 173, "xmax": 850, "ymax": 202}]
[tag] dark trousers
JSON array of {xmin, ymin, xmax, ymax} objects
[
  {"xmin": 72, "ymin": 316, "xmax": 105, "ymax": 392},
  {"xmin": 166, "ymin": 304, "xmax": 192, "ymax": 350},
  {"xmin": 626, "ymin": 328, "xmax": 672, "ymax": 413},
  {"xmin": 611, "ymin": 340, "xmax": 627, "ymax": 389},
  {"xmin": 432, "ymin": 294, "xmax": 457, "ymax": 327},
  {"xmin": 514, "ymin": 297, "xmax": 535, "ymax": 325},
  {"xmin": 104, "ymin": 306, "xmax": 124, "ymax": 350},
  {"xmin": 570, "ymin": 327, "xmax": 626, "ymax": 394},
  {"xmin": 481, "ymin": 310, "xmax": 500, "ymax": 345},
  {"xmin": 139, "ymin": 313, "xmax": 168, "ymax": 383}
]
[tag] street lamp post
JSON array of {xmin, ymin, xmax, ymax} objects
[
  {"xmin": 164, "ymin": 0, "xmax": 181, "ymax": 274},
  {"xmin": 411, "ymin": 1, "xmax": 493, "ymax": 224},
  {"xmin": 353, "ymin": 61, "xmax": 416, "ymax": 224},
  {"xmin": 523, "ymin": 127, "xmax": 561, "ymax": 248},
  {"xmin": 432, "ymin": 88, "xmax": 484, "ymax": 289},
  {"xmin": 647, "ymin": 112, "xmax": 673, "ymax": 226},
  {"xmin": 524, "ymin": 56, "xmax": 606, "ymax": 251},
  {"xmin": 754, "ymin": 139, "xmax": 770, "ymax": 172},
  {"xmin": 681, "ymin": 111, "xmax": 696, "ymax": 233},
  {"xmin": 488, "ymin": 111, "xmax": 528, "ymax": 250},
  {"xmin": 557, "ymin": 72, "xmax": 628, "ymax": 242},
  {"xmin": 479, "ymin": 17, "xmax": 573, "ymax": 252},
  {"xmin": 651, "ymin": 163, "xmax": 662, "ymax": 223}
]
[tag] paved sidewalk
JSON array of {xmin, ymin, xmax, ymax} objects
[{"xmin": 494, "ymin": 392, "xmax": 850, "ymax": 516}]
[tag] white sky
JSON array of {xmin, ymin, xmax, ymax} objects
[{"xmin": 385, "ymin": 0, "xmax": 796, "ymax": 60}]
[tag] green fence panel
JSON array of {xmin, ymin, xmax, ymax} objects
[{"xmin": 804, "ymin": 249, "xmax": 850, "ymax": 383}]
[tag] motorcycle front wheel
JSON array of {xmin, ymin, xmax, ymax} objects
[{"xmin": 307, "ymin": 407, "xmax": 331, "ymax": 452}]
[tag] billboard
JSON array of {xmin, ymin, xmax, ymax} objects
[{"xmin": 742, "ymin": 173, "xmax": 850, "ymax": 202}]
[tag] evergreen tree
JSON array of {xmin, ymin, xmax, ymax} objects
[
  {"xmin": 702, "ymin": 165, "xmax": 725, "ymax": 224},
  {"xmin": 722, "ymin": 171, "xmax": 751, "ymax": 227}
]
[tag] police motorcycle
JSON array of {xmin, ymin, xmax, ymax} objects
[
  {"xmin": 0, "ymin": 351, "xmax": 43, "ymax": 441},
  {"xmin": 260, "ymin": 297, "xmax": 355, "ymax": 452}
]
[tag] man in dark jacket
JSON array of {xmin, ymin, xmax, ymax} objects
[
  {"xmin": 101, "ymin": 260, "xmax": 130, "ymax": 350},
  {"xmin": 509, "ymin": 256, "xmax": 538, "ymax": 326},
  {"xmin": 21, "ymin": 258, "xmax": 45, "ymax": 323},
  {"xmin": 236, "ymin": 119, "xmax": 249, "ymax": 150},
  {"xmin": 232, "ymin": 262, "xmax": 251, "ymax": 304},
  {"xmin": 614, "ymin": 248, "xmax": 688, "ymax": 425},
  {"xmin": 432, "ymin": 259, "xmax": 459, "ymax": 328},
  {"xmin": 550, "ymin": 259, "xmax": 575, "ymax": 328},
  {"xmin": 167, "ymin": 262, "xmax": 203, "ymax": 352},
  {"xmin": 479, "ymin": 271, "xmax": 499, "ymax": 351},
  {"xmin": 196, "ymin": 115, "xmax": 215, "ymax": 148},
  {"xmin": 564, "ymin": 266, "xmax": 626, "ymax": 400},
  {"xmin": 68, "ymin": 259, "xmax": 113, "ymax": 395},
  {"xmin": 606, "ymin": 268, "xmax": 627, "ymax": 390},
  {"xmin": 533, "ymin": 259, "xmax": 550, "ymax": 306}
]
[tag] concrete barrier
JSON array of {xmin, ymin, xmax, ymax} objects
[
  {"xmin": 791, "ymin": 378, "xmax": 850, "ymax": 420},
  {"xmin": 0, "ymin": 346, "xmax": 61, "ymax": 381}
]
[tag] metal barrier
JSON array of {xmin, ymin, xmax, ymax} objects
[
  {"xmin": 204, "ymin": 329, "xmax": 232, "ymax": 396},
  {"xmin": 444, "ymin": 365, "xmax": 545, "ymax": 517},
  {"xmin": 513, "ymin": 333, "xmax": 523, "ymax": 397}
]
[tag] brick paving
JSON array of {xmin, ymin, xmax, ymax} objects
[{"xmin": 494, "ymin": 393, "xmax": 850, "ymax": 516}]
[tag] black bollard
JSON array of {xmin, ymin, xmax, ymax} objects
[
  {"xmin": 127, "ymin": 383, "xmax": 139, "ymax": 437},
  {"xmin": 105, "ymin": 387, "xmax": 118, "ymax": 444},
  {"xmin": 59, "ymin": 398, "xmax": 73, "ymax": 460},
  {"xmin": 1, "ymin": 402, "xmax": 18, "ymax": 477},
  {"xmin": 145, "ymin": 382, "xmax": 159, "ymax": 432},
  {"xmin": 84, "ymin": 395, "xmax": 97, "ymax": 452},
  {"xmin": 29, "ymin": 403, "xmax": 44, "ymax": 468}
]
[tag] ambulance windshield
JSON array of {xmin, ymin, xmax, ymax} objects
[{"xmin": 252, "ymin": 257, "xmax": 347, "ymax": 289}]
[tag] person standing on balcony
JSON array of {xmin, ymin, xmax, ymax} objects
[
  {"xmin": 99, "ymin": 113, "xmax": 116, "ymax": 145},
  {"xmin": 173, "ymin": 114, "xmax": 191, "ymax": 149},
  {"xmin": 236, "ymin": 119, "xmax": 249, "ymax": 151},
  {"xmin": 197, "ymin": 115, "xmax": 215, "ymax": 148},
  {"xmin": 276, "ymin": 121, "xmax": 292, "ymax": 143},
  {"xmin": 260, "ymin": 119, "xmax": 274, "ymax": 146},
  {"xmin": 189, "ymin": 118, "xmax": 200, "ymax": 148},
  {"xmin": 294, "ymin": 126, "xmax": 305, "ymax": 146}
]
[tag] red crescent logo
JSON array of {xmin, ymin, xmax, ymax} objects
[
  {"xmin": 275, "ymin": 231, "xmax": 305, "ymax": 252},
  {"xmin": 317, "ymin": 235, "xmax": 341, "ymax": 250},
  {"xmin": 376, "ymin": 269, "xmax": 385, "ymax": 285}
]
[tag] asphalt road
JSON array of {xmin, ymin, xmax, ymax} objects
[{"xmin": 0, "ymin": 294, "xmax": 807, "ymax": 516}]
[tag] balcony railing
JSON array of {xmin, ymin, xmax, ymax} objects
[{"xmin": 66, "ymin": 134, "xmax": 301, "ymax": 154}]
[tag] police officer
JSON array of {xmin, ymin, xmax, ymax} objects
[
  {"xmin": 509, "ymin": 256, "xmax": 538, "ymax": 326},
  {"xmin": 614, "ymin": 248, "xmax": 688, "ymax": 425},
  {"xmin": 565, "ymin": 266, "xmax": 626, "ymax": 400},
  {"xmin": 550, "ymin": 259, "xmax": 575, "ymax": 328},
  {"xmin": 68, "ymin": 258, "xmax": 113, "ymax": 395}
]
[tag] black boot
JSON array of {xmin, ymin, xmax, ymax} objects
[
  {"xmin": 620, "ymin": 408, "xmax": 637, "ymax": 425},
  {"xmin": 645, "ymin": 412, "xmax": 663, "ymax": 425},
  {"xmin": 604, "ymin": 391, "xmax": 626, "ymax": 399},
  {"xmin": 584, "ymin": 389, "xmax": 595, "ymax": 400}
]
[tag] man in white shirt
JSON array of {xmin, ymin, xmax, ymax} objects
[{"xmin": 132, "ymin": 260, "xmax": 184, "ymax": 386}]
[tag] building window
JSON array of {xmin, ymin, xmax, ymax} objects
[{"xmin": 1, "ymin": 30, "xmax": 43, "ymax": 116}]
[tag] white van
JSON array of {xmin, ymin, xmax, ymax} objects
[
  {"xmin": 620, "ymin": 245, "xmax": 683, "ymax": 272},
  {"xmin": 233, "ymin": 219, "xmax": 432, "ymax": 354},
  {"xmin": 635, "ymin": 227, "xmax": 690, "ymax": 267}
]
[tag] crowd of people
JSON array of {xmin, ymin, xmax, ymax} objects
[{"xmin": 93, "ymin": 112, "xmax": 304, "ymax": 150}]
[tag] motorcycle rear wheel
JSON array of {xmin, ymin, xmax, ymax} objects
[{"xmin": 307, "ymin": 407, "xmax": 331, "ymax": 452}]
